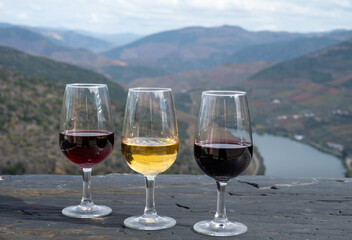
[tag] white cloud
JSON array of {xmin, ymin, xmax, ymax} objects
[
  {"xmin": 30, "ymin": 4, "xmax": 42, "ymax": 10},
  {"xmin": 91, "ymin": 13, "xmax": 103, "ymax": 23},
  {"xmin": 90, "ymin": 12, "xmax": 112, "ymax": 23},
  {"xmin": 0, "ymin": 0, "xmax": 351, "ymax": 34},
  {"xmin": 17, "ymin": 12, "xmax": 28, "ymax": 20},
  {"xmin": 186, "ymin": 0, "xmax": 234, "ymax": 10}
]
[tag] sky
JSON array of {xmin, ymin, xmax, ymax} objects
[{"xmin": 0, "ymin": 0, "xmax": 352, "ymax": 35}]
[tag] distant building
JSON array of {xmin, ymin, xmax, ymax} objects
[
  {"xmin": 294, "ymin": 134, "xmax": 304, "ymax": 141},
  {"xmin": 292, "ymin": 114, "xmax": 301, "ymax": 119},
  {"xmin": 304, "ymin": 113, "xmax": 315, "ymax": 118},
  {"xmin": 332, "ymin": 109, "xmax": 350, "ymax": 116},
  {"xmin": 326, "ymin": 142, "xmax": 344, "ymax": 152},
  {"xmin": 277, "ymin": 115, "xmax": 287, "ymax": 120}
]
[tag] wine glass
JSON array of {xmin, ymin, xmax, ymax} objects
[
  {"xmin": 193, "ymin": 90, "xmax": 253, "ymax": 236},
  {"xmin": 59, "ymin": 83, "xmax": 114, "ymax": 218},
  {"xmin": 121, "ymin": 88, "xmax": 178, "ymax": 230}
]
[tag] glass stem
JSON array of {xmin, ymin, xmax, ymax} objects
[
  {"xmin": 80, "ymin": 168, "xmax": 94, "ymax": 208},
  {"xmin": 214, "ymin": 181, "xmax": 228, "ymax": 223},
  {"xmin": 143, "ymin": 175, "xmax": 157, "ymax": 218}
]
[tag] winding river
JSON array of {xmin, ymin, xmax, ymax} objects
[{"xmin": 252, "ymin": 133, "xmax": 345, "ymax": 178}]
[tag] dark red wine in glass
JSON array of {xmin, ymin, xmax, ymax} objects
[
  {"xmin": 194, "ymin": 140, "xmax": 252, "ymax": 182},
  {"xmin": 193, "ymin": 91, "xmax": 253, "ymax": 237},
  {"xmin": 59, "ymin": 83, "xmax": 114, "ymax": 219},
  {"xmin": 59, "ymin": 130, "xmax": 114, "ymax": 168}
]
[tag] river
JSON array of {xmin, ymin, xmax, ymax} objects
[{"xmin": 252, "ymin": 133, "xmax": 345, "ymax": 178}]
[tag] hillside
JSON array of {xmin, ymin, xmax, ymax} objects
[
  {"xmin": 0, "ymin": 46, "xmax": 126, "ymax": 103},
  {"xmin": 0, "ymin": 68, "xmax": 133, "ymax": 175},
  {"xmin": 77, "ymin": 32, "xmax": 142, "ymax": 47},
  {"xmin": 0, "ymin": 46, "xmax": 205, "ymax": 175},
  {"xmin": 0, "ymin": 22, "xmax": 142, "ymax": 51},
  {"xmin": 242, "ymin": 40, "xmax": 352, "ymax": 171},
  {"xmin": 103, "ymin": 25, "xmax": 304, "ymax": 72},
  {"xmin": 127, "ymin": 39, "xmax": 352, "ymax": 176},
  {"xmin": 1, "ymin": 22, "xmax": 350, "ymax": 176},
  {"xmin": 123, "ymin": 62, "xmax": 270, "ymax": 175},
  {"xmin": 0, "ymin": 68, "xmax": 201, "ymax": 176},
  {"xmin": 249, "ymin": 39, "xmax": 352, "ymax": 84},
  {"xmin": 32, "ymin": 28, "xmax": 116, "ymax": 52},
  {"xmin": 0, "ymin": 69, "xmax": 65, "ymax": 174},
  {"xmin": 0, "ymin": 27, "xmax": 125, "ymax": 69},
  {"xmin": 101, "ymin": 65, "xmax": 169, "ymax": 84},
  {"xmin": 127, "ymin": 61, "xmax": 273, "ymax": 92},
  {"xmin": 230, "ymin": 31, "xmax": 352, "ymax": 63},
  {"xmin": 0, "ymin": 46, "xmax": 130, "ymax": 175}
]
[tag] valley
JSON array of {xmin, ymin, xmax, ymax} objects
[{"xmin": 0, "ymin": 22, "xmax": 351, "ymax": 177}]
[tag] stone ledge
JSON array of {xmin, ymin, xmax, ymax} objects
[{"xmin": 0, "ymin": 174, "xmax": 351, "ymax": 239}]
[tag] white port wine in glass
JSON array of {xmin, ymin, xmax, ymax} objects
[
  {"xmin": 59, "ymin": 83, "xmax": 114, "ymax": 218},
  {"xmin": 193, "ymin": 91, "xmax": 253, "ymax": 236},
  {"xmin": 121, "ymin": 88, "xmax": 178, "ymax": 230}
]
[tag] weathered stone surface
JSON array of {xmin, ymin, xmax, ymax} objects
[{"xmin": 0, "ymin": 174, "xmax": 351, "ymax": 239}]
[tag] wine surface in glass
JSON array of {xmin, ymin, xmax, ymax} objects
[
  {"xmin": 59, "ymin": 130, "xmax": 114, "ymax": 168},
  {"xmin": 194, "ymin": 140, "xmax": 252, "ymax": 182},
  {"xmin": 121, "ymin": 137, "xmax": 178, "ymax": 176}
]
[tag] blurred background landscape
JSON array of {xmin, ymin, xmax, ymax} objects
[{"xmin": 0, "ymin": 1, "xmax": 351, "ymax": 177}]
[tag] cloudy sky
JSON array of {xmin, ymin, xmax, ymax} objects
[{"xmin": 0, "ymin": 0, "xmax": 352, "ymax": 35}]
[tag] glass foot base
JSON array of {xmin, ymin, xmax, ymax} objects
[
  {"xmin": 193, "ymin": 220, "xmax": 247, "ymax": 236},
  {"xmin": 62, "ymin": 204, "xmax": 112, "ymax": 219},
  {"xmin": 124, "ymin": 215, "xmax": 176, "ymax": 230}
]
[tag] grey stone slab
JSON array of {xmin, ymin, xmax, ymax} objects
[{"xmin": 0, "ymin": 174, "xmax": 351, "ymax": 239}]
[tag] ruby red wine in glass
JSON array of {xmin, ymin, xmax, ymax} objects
[
  {"xmin": 59, "ymin": 130, "xmax": 114, "ymax": 167},
  {"xmin": 194, "ymin": 140, "xmax": 252, "ymax": 182},
  {"xmin": 193, "ymin": 91, "xmax": 253, "ymax": 237},
  {"xmin": 59, "ymin": 83, "xmax": 114, "ymax": 218}
]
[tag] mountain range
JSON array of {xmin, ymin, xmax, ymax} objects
[
  {"xmin": 74, "ymin": 31, "xmax": 142, "ymax": 48},
  {"xmin": 1, "ymin": 22, "xmax": 352, "ymax": 85},
  {"xmin": 127, "ymin": 61, "xmax": 274, "ymax": 91},
  {"xmin": 0, "ymin": 45, "xmax": 126, "ymax": 103},
  {"xmin": 0, "ymin": 27, "xmax": 126, "ymax": 69},
  {"xmin": 0, "ymin": 24, "xmax": 163, "ymax": 84},
  {"xmin": 103, "ymin": 26, "xmax": 352, "ymax": 73},
  {"xmin": 120, "ymin": 32, "xmax": 352, "ymax": 176},
  {"xmin": 229, "ymin": 30, "xmax": 352, "ymax": 63},
  {"xmin": 0, "ymin": 21, "xmax": 351, "ymax": 176},
  {"xmin": 0, "ymin": 45, "xmax": 131, "ymax": 175},
  {"xmin": 103, "ymin": 25, "xmax": 303, "ymax": 72},
  {"xmin": 0, "ymin": 45, "xmax": 199, "ymax": 175},
  {"xmin": 32, "ymin": 28, "xmax": 116, "ymax": 52},
  {"xmin": 242, "ymin": 39, "xmax": 352, "ymax": 169},
  {"xmin": 0, "ymin": 22, "xmax": 141, "ymax": 52}
]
